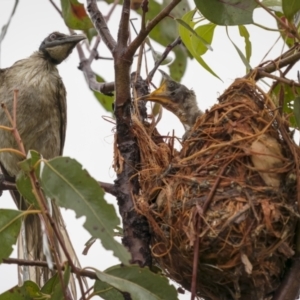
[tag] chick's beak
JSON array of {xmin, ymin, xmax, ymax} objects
[{"xmin": 139, "ymin": 81, "xmax": 173, "ymax": 107}]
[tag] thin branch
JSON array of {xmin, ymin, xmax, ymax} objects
[
  {"xmin": 141, "ymin": 0, "xmax": 149, "ymax": 31},
  {"xmin": 48, "ymin": 0, "xmax": 63, "ymax": 17},
  {"xmin": 126, "ymin": 0, "xmax": 181, "ymax": 59},
  {"xmin": 117, "ymin": 0, "xmax": 131, "ymax": 50},
  {"xmin": 255, "ymin": 0, "xmax": 300, "ymax": 42},
  {"xmin": 86, "ymin": 0, "xmax": 117, "ymax": 52},
  {"xmin": 257, "ymin": 70, "xmax": 300, "ymax": 87},
  {"xmin": 0, "ymin": 177, "xmax": 17, "ymax": 191},
  {"xmin": 3, "ymin": 258, "xmax": 98, "ymax": 280},
  {"xmin": 105, "ymin": 0, "xmax": 120, "ymax": 21},
  {"xmin": 78, "ymin": 59, "xmax": 115, "ymax": 95},
  {"xmin": 147, "ymin": 36, "xmax": 181, "ymax": 82},
  {"xmin": 246, "ymin": 48, "xmax": 300, "ymax": 81},
  {"xmin": 98, "ymin": 181, "xmax": 117, "ymax": 196}
]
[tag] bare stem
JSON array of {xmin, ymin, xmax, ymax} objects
[{"xmin": 87, "ymin": 0, "xmax": 117, "ymax": 52}]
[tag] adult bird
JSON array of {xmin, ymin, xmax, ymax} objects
[
  {"xmin": 0, "ymin": 32, "xmax": 85, "ymax": 294},
  {"xmin": 141, "ymin": 70, "xmax": 203, "ymax": 134}
]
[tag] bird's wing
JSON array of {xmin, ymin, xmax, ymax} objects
[{"xmin": 56, "ymin": 77, "xmax": 67, "ymax": 155}]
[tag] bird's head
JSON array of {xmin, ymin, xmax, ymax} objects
[
  {"xmin": 39, "ymin": 32, "xmax": 86, "ymax": 64},
  {"xmin": 140, "ymin": 70, "xmax": 200, "ymax": 129}
]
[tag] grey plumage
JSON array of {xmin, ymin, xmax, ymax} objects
[
  {"xmin": 140, "ymin": 70, "xmax": 203, "ymax": 133},
  {"xmin": 0, "ymin": 32, "xmax": 85, "ymax": 294}
]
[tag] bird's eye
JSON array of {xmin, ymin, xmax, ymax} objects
[
  {"xmin": 49, "ymin": 33, "xmax": 57, "ymax": 40},
  {"xmin": 168, "ymin": 82, "xmax": 175, "ymax": 89}
]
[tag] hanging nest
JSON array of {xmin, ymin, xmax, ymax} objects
[{"xmin": 135, "ymin": 78, "xmax": 300, "ymax": 299}]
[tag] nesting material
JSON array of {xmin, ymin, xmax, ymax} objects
[{"xmin": 135, "ymin": 78, "xmax": 300, "ymax": 299}]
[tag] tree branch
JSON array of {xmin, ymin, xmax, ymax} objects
[
  {"xmin": 147, "ymin": 36, "xmax": 182, "ymax": 82},
  {"xmin": 86, "ymin": 0, "xmax": 117, "ymax": 52},
  {"xmin": 3, "ymin": 258, "xmax": 98, "ymax": 280},
  {"xmin": 126, "ymin": 0, "xmax": 181, "ymax": 59},
  {"xmin": 246, "ymin": 47, "xmax": 300, "ymax": 81},
  {"xmin": 116, "ymin": 0, "xmax": 131, "ymax": 50},
  {"xmin": 98, "ymin": 181, "xmax": 117, "ymax": 196}
]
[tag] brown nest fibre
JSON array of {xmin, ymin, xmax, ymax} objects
[{"xmin": 135, "ymin": 78, "xmax": 300, "ymax": 299}]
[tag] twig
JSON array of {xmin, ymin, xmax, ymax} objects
[
  {"xmin": 116, "ymin": 0, "xmax": 130, "ymax": 51},
  {"xmin": 248, "ymin": 50, "xmax": 300, "ymax": 81},
  {"xmin": 98, "ymin": 181, "xmax": 117, "ymax": 196},
  {"xmin": 86, "ymin": 0, "xmax": 117, "ymax": 52},
  {"xmin": 256, "ymin": 70, "xmax": 300, "ymax": 87},
  {"xmin": 190, "ymin": 163, "xmax": 228, "ymax": 300},
  {"xmin": 0, "ymin": 178, "xmax": 17, "ymax": 191},
  {"xmin": 48, "ymin": 0, "xmax": 63, "ymax": 17},
  {"xmin": 126, "ymin": 0, "xmax": 181, "ymax": 59},
  {"xmin": 255, "ymin": 0, "xmax": 300, "ymax": 42},
  {"xmin": 147, "ymin": 36, "xmax": 181, "ymax": 82},
  {"xmin": 3, "ymin": 258, "xmax": 98, "ymax": 280}
]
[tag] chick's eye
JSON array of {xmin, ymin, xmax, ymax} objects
[{"xmin": 168, "ymin": 82, "xmax": 175, "ymax": 89}]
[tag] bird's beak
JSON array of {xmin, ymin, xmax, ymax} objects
[
  {"xmin": 139, "ymin": 81, "xmax": 172, "ymax": 106},
  {"xmin": 45, "ymin": 34, "xmax": 86, "ymax": 48}
]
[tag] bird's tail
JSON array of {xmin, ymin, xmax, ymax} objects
[{"xmin": 12, "ymin": 190, "xmax": 82, "ymax": 299}]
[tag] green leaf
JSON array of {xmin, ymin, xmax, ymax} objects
[
  {"xmin": 194, "ymin": 0, "xmax": 257, "ymax": 25},
  {"xmin": 95, "ymin": 265, "xmax": 178, "ymax": 300},
  {"xmin": 275, "ymin": 11, "xmax": 295, "ymax": 48},
  {"xmin": 226, "ymin": 27, "xmax": 252, "ymax": 72},
  {"xmin": 40, "ymin": 157, "xmax": 130, "ymax": 264},
  {"xmin": 145, "ymin": 38, "xmax": 174, "ymax": 65},
  {"xmin": 16, "ymin": 171, "xmax": 38, "ymax": 207},
  {"xmin": 0, "ymin": 281, "xmax": 43, "ymax": 300},
  {"xmin": 18, "ymin": 150, "xmax": 41, "ymax": 173},
  {"xmin": 0, "ymin": 209, "xmax": 22, "ymax": 262},
  {"xmin": 41, "ymin": 273, "xmax": 60, "ymax": 295},
  {"xmin": 193, "ymin": 23, "xmax": 216, "ymax": 55},
  {"xmin": 51, "ymin": 264, "xmax": 71, "ymax": 299},
  {"xmin": 179, "ymin": 9, "xmax": 221, "ymax": 80},
  {"xmin": 282, "ymin": 0, "xmax": 300, "ymax": 20},
  {"xmin": 169, "ymin": 46, "xmax": 188, "ymax": 82},
  {"xmin": 94, "ymin": 280, "xmax": 124, "ymax": 300},
  {"xmin": 261, "ymin": 0, "xmax": 283, "ymax": 12},
  {"xmin": 271, "ymin": 83, "xmax": 300, "ymax": 128},
  {"xmin": 238, "ymin": 25, "xmax": 252, "ymax": 63},
  {"xmin": 141, "ymin": 0, "xmax": 191, "ymax": 82},
  {"xmin": 60, "ymin": 0, "xmax": 94, "ymax": 30},
  {"xmin": 16, "ymin": 150, "xmax": 42, "ymax": 207},
  {"xmin": 93, "ymin": 74, "xmax": 114, "ymax": 113},
  {"xmin": 294, "ymin": 96, "xmax": 300, "ymax": 128}
]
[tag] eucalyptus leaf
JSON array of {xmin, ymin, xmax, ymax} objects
[
  {"xmin": 40, "ymin": 157, "xmax": 130, "ymax": 264},
  {"xmin": 0, "ymin": 209, "xmax": 22, "ymax": 262},
  {"xmin": 282, "ymin": 0, "xmax": 300, "ymax": 20},
  {"xmin": 293, "ymin": 96, "xmax": 300, "ymax": 128},
  {"xmin": 179, "ymin": 9, "xmax": 221, "ymax": 80},
  {"xmin": 194, "ymin": 0, "xmax": 257, "ymax": 25},
  {"xmin": 226, "ymin": 27, "xmax": 252, "ymax": 71},
  {"xmin": 60, "ymin": 0, "xmax": 94, "ymax": 30},
  {"xmin": 0, "ymin": 281, "xmax": 42, "ymax": 300},
  {"xmin": 95, "ymin": 265, "xmax": 178, "ymax": 300}
]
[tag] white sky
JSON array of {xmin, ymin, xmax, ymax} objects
[{"xmin": 0, "ymin": 1, "xmax": 298, "ymax": 299}]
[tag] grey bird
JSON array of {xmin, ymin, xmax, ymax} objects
[
  {"xmin": 0, "ymin": 32, "xmax": 85, "ymax": 294},
  {"xmin": 140, "ymin": 70, "xmax": 203, "ymax": 134}
]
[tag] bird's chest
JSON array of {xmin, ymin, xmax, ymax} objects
[{"xmin": 0, "ymin": 65, "xmax": 65, "ymax": 158}]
